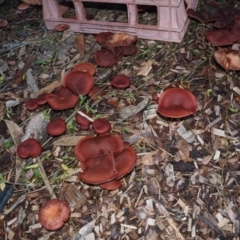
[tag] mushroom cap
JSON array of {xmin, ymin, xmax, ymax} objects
[
  {"xmin": 72, "ymin": 62, "xmax": 96, "ymax": 76},
  {"xmin": 47, "ymin": 86, "xmax": 79, "ymax": 110},
  {"xmin": 79, "ymin": 151, "xmax": 118, "ymax": 184},
  {"xmin": 75, "ymin": 134, "xmax": 123, "ymax": 162},
  {"xmin": 111, "ymin": 74, "xmax": 131, "ymax": 89},
  {"xmin": 120, "ymin": 45, "xmax": 138, "ymax": 56},
  {"xmin": 17, "ymin": 138, "xmax": 42, "ymax": 158},
  {"xmin": 92, "ymin": 118, "xmax": 111, "ymax": 135},
  {"xmin": 187, "ymin": 8, "xmax": 205, "ymax": 24},
  {"xmin": 64, "ymin": 71, "xmax": 94, "ymax": 96},
  {"xmin": 88, "ymin": 85, "xmax": 106, "ymax": 100},
  {"xmin": 157, "ymin": 88, "xmax": 197, "ymax": 118},
  {"xmin": 39, "ymin": 199, "xmax": 71, "ymax": 231},
  {"xmin": 114, "ymin": 146, "xmax": 137, "ymax": 179},
  {"xmin": 36, "ymin": 93, "xmax": 50, "ymax": 105},
  {"xmin": 55, "ymin": 24, "xmax": 70, "ymax": 32},
  {"xmin": 0, "ymin": 19, "xmax": 8, "ymax": 28},
  {"xmin": 47, "ymin": 119, "xmax": 66, "ymax": 137},
  {"xmin": 96, "ymin": 32, "xmax": 114, "ymax": 45},
  {"xmin": 205, "ymin": 29, "xmax": 239, "ymax": 46},
  {"xmin": 25, "ymin": 99, "xmax": 38, "ymax": 111},
  {"xmin": 213, "ymin": 48, "xmax": 240, "ymax": 71},
  {"xmin": 99, "ymin": 179, "xmax": 122, "ymax": 190},
  {"xmin": 105, "ymin": 33, "xmax": 138, "ymax": 48},
  {"xmin": 94, "ymin": 49, "xmax": 119, "ymax": 67},
  {"xmin": 17, "ymin": 3, "xmax": 30, "ymax": 10},
  {"xmin": 75, "ymin": 111, "xmax": 92, "ymax": 126}
]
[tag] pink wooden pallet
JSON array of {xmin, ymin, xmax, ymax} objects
[{"xmin": 42, "ymin": 0, "xmax": 198, "ymax": 42}]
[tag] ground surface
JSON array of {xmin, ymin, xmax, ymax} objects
[{"xmin": 0, "ymin": 1, "xmax": 240, "ymax": 240}]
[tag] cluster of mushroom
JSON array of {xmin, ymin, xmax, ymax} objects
[
  {"xmin": 94, "ymin": 32, "xmax": 138, "ymax": 67},
  {"xmin": 75, "ymin": 118, "xmax": 137, "ymax": 190},
  {"xmin": 187, "ymin": 2, "xmax": 240, "ymax": 71},
  {"xmin": 153, "ymin": 87, "xmax": 198, "ymax": 119}
]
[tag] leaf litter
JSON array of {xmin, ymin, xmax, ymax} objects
[{"xmin": 0, "ymin": 1, "xmax": 240, "ymax": 239}]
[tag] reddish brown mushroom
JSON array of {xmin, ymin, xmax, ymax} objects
[
  {"xmin": 79, "ymin": 152, "xmax": 118, "ymax": 184},
  {"xmin": 39, "ymin": 199, "xmax": 71, "ymax": 231},
  {"xmin": 96, "ymin": 32, "xmax": 114, "ymax": 45},
  {"xmin": 36, "ymin": 93, "xmax": 49, "ymax": 105},
  {"xmin": 17, "ymin": 138, "xmax": 42, "ymax": 158},
  {"xmin": 111, "ymin": 74, "xmax": 131, "ymax": 89},
  {"xmin": 72, "ymin": 62, "xmax": 96, "ymax": 76},
  {"xmin": 47, "ymin": 86, "xmax": 79, "ymax": 110},
  {"xmin": 157, "ymin": 88, "xmax": 197, "ymax": 118},
  {"xmin": 94, "ymin": 49, "xmax": 120, "ymax": 67},
  {"xmin": 75, "ymin": 111, "xmax": 92, "ymax": 130},
  {"xmin": 120, "ymin": 45, "xmax": 138, "ymax": 56},
  {"xmin": 205, "ymin": 29, "xmax": 239, "ymax": 46},
  {"xmin": 25, "ymin": 99, "xmax": 38, "ymax": 111},
  {"xmin": 0, "ymin": 19, "xmax": 8, "ymax": 28},
  {"xmin": 63, "ymin": 71, "xmax": 94, "ymax": 96},
  {"xmin": 92, "ymin": 118, "xmax": 111, "ymax": 135},
  {"xmin": 17, "ymin": 3, "xmax": 30, "ymax": 11},
  {"xmin": 99, "ymin": 179, "xmax": 122, "ymax": 190},
  {"xmin": 55, "ymin": 24, "xmax": 70, "ymax": 32},
  {"xmin": 47, "ymin": 119, "xmax": 66, "ymax": 137},
  {"xmin": 75, "ymin": 134, "xmax": 123, "ymax": 162},
  {"xmin": 88, "ymin": 85, "xmax": 106, "ymax": 100}
]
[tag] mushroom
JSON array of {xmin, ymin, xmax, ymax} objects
[
  {"xmin": 75, "ymin": 134, "xmax": 123, "ymax": 162},
  {"xmin": 39, "ymin": 199, "xmax": 71, "ymax": 231},
  {"xmin": 47, "ymin": 119, "xmax": 66, "ymax": 137},
  {"xmin": 47, "ymin": 86, "xmax": 79, "ymax": 110},
  {"xmin": 25, "ymin": 99, "xmax": 38, "ymax": 111},
  {"xmin": 79, "ymin": 151, "xmax": 118, "ymax": 184},
  {"xmin": 17, "ymin": 3, "xmax": 30, "ymax": 11},
  {"xmin": 213, "ymin": 48, "xmax": 240, "ymax": 71},
  {"xmin": 88, "ymin": 85, "xmax": 106, "ymax": 100},
  {"xmin": 94, "ymin": 49, "xmax": 120, "ymax": 67},
  {"xmin": 72, "ymin": 62, "xmax": 96, "ymax": 76},
  {"xmin": 0, "ymin": 19, "xmax": 8, "ymax": 28},
  {"xmin": 96, "ymin": 32, "xmax": 114, "ymax": 45},
  {"xmin": 63, "ymin": 71, "xmax": 94, "ymax": 96},
  {"xmin": 99, "ymin": 179, "xmax": 122, "ymax": 190},
  {"xmin": 205, "ymin": 29, "xmax": 239, "ymax": 46},
  {"xmin": 55, "ymin": 24, "xmax": 70, "ymax": 32},
  {"xmin": 111, "ymin": 74, "xmax": 131, "ymax": 89},
  {"xmin": 120, "ymin": 45, "xmax": 138, "ymax": 56},
  {"xmin": 17, "ymin": 138, "xmax": 42, "ymax": 158},
  {"xmin": 157, "ymin": 88, "xmax": 197, "ymax": 118},
  {"xmin": 36, "ymin": 93, "xmax": 49, "ymax": 105},
  {"xmin": 92, "ymin": 118, "xmax": 111, "ymax": 135},
  {"xmin": 75, "ymin": 111, "xmax": 92, "ymax": 130}
]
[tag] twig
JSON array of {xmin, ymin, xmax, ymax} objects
[
  {"xmin": 77, "ymin": 110, "xmax": 94, "ymax": 122},
  {"xmin": 35, "ymin": 157, "xmax": 57, "ymax": 199}
]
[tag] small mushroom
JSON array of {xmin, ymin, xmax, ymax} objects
[
  {"xmin": 0, "ymin": 19, "xmax": 8, "ymax": 28},
  {"xmin": 47, "ymin": 86, "xmax": 79, "ymax": 110},
  {"xmin": 157, "ymin": 88, "xmax": 197, "ymax": 118},
  {"xmin": 92, "ymin": 118, "xmax": 111, "ymax": 135},
  {"xmin": 88, "ymin": 85, "xmax": 106, "ymax": 100},
  {"xmin": 96, "ymin": 32, "xmax": 114, "ymax": 45},
  {"xmin": 63, "ymin": 71, "xmax": 94, "ymax": 96},
  {"xmin": 94, "ymin": 49, "xmax": 120, "ymax": 67},
  {"xmin": 36, "ymin": 93, "xmax": 50, "ymax": 105},
  {"xmin": 55, "ymin": 24, "xmax": 70, "ymax": 32},
  {"xmin": 75, "ymin": 111, "xmax": 92, "ymax": 130},
  {"xmin": 47, "ymin": 119, "xmax": 66, "ymax": 137},
  {"xmin": 17, "ymin": 138, "xmax": 42, "ymax": 158},
  {"xmin": 72, "ymin": 62, "xmax": 96, "ymax": 76},
  {"xmin": 25, "ymin": 99, "xmax": 38, "ymax": 111},
  {"xmin": 99, "ymin": 179, "xmax": 122, "ymax": 190},
  {"xmin": 111, "ymin": 74, "xmax": 131, "ymax": 89},
  {"xmin": 39, "ymin": 199, "xmax": 71, "ymax": 231}
]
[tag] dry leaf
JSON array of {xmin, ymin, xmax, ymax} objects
[
  {"xmin": 33, "ymin": 80, "xmax": 62, "ymax": 97},
  {"xmin": 53, "ymin": 136, "xmax": 85, "ymax": 146},
  {"xmin": 137, "ymin": 60, "xmax": 153, "ymax": 76},
  {"xmin": 0, "ymin": 102, "xmax": 5, "ymax": 119},
  {"xmin": 74, "ymin": 35, "xmax": 85, "ymax": 55},
  {"xmin": 4, "ymin": 119, "xmax": 23, "ymax": 146}
]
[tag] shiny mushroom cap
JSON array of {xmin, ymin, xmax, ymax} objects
[
  {"xmin": 25, "ymin": 99, "xmax": 38, "ymax": 111},
  {"xmin": 92, "ymin": 118, "xmax": 111, "ymax": 135},
  {"xmin": 39, "ymin": 199, "xmax": 71, "ymax": 231},
  {"xmin": 157, "ymin": 88, "xmax": 197, "ymax": 118},
  {"xmin": 47, "ymin": 119, "xmax": 66, "ymax": 137},
  {"xmin": 111, "ymin": 74, "xmax": 131, "ymax": 89},
  {"xmin": 72, "ymin": 62, "xmax": 96, "ymax": 76},
  {"xmin": 94, "ymin": 49, "xmax": 120, "ymax": 67},
  {"xmin": 17, "ymin": 138, "xmax": 42, "ymax": 158}
]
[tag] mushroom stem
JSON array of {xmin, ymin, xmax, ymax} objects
[
  {"xmin": 77, "ymin": 111, "xmax": 94, "ymax": 123},
  {"xmin": 35, "ymin": 157, "xmax": 57, "ymax": 199}
]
